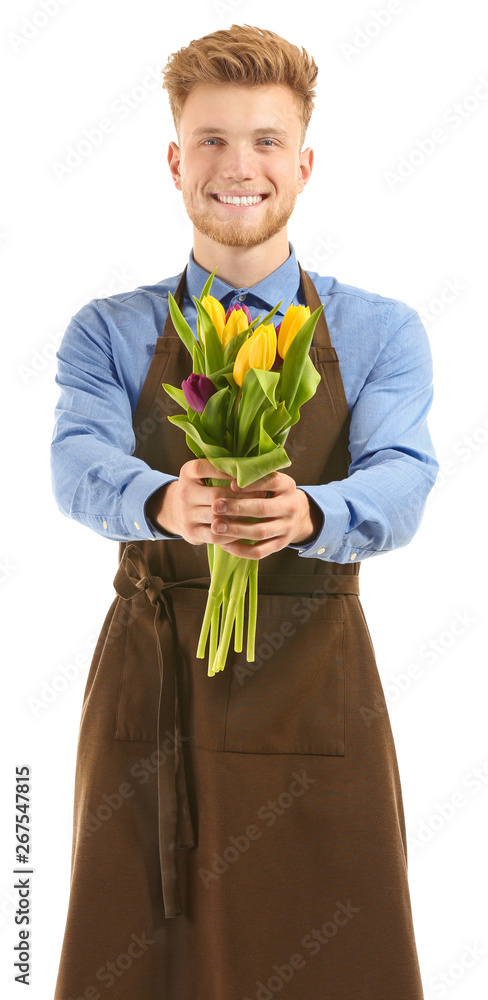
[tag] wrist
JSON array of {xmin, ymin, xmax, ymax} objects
[
  {"xmin": 146, "ymin": 481, "xmax": 178, "ymax": 535},
  {"xmin": 292, "ymin": 489, "xmax": 323, "ymax": 545}
]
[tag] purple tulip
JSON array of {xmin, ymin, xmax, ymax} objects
[
  {"xmin": 225, "ymin": 301, "xmax": 252, "ymax": 324},
  {"xmin": 181, "ymin": 373, "xmax": 218, "ymax": 413}
]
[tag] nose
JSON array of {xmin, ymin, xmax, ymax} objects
[{"xmin": 220, "ymin": 142, "xmax": 259, "ymax": 183}]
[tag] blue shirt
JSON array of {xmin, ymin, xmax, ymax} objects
[{"xmin": 50, "ymin": 242, "xmax": 439, "ymax": 563}]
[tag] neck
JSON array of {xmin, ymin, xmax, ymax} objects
[{"xmin": 192, "ymin": 228, "xmax": 291, "ymax": 289}]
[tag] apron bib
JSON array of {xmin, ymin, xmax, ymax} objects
[{"xmin": 54, "ymin": 264, "xmax": 425, "ymax": 1000}]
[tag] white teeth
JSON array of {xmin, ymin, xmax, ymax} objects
[{"xmin": 216, "ymin": 194, "xmax": 263, "ymax": 205}]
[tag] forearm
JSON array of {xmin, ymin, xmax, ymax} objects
[
  {"xmin": 288, "ymin": 456, "xmax": 438, "ymax": 563},
  {"xmin": 51, "ymin": 436, "xmax": 181, "ymax": 542},
  {"xmin": 287, "ymin": 303, "xmax": 440, "ymax": 563}
]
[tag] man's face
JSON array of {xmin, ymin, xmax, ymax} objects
[{"xmin": 168, "ymin": 82, "xmax": 313, "ymax": 248}]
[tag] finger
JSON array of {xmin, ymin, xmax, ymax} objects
[
  {"xmin": 210, "ymin": 515, "xmax": 291, "ymax": 542},
  {"xmin": 211, "ymin": 496, "xmax": 282, "ymax": 518},
  {"xmin": 199, "ymin": 486, "xmax": 269, "ymax": 511},
  {"xmin": 190, "ymin": 458, "xmax": 231, "ymax": 482},
  {"xmin": 230, "ymin": 471, "xmax": 283, "ymax": 493},
  {"xmin": 219, "ymin": 533, "xmax": 288, "ymax": 560}
]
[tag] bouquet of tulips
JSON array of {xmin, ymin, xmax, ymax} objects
[{"xmin": 162, "ymin": 269, "xmax": 323, "ymax": 677}]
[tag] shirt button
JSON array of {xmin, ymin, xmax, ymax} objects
[
  {"xmin": 238, "ymin": 295, "xmax": 246, "ymax": 301},
  {"xmin": 134, "ymin": 521, "xmax": 141, "ymax": 530},
  {"xmin": 298, "ymin": 549, "xmax": 304, "ymax": 553},
  {"xmin": 350, "ymin": 552, "xmax": 357, "ymax": 560},
  {"xmin": 317, "ymin": 547, "xmax": 326, "ymax": 554},
  {"xmin": 103, "ymin": 520, "xmax": 108, "ymax": 529}
]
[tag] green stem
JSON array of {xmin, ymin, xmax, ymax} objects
[
  {"xmin": 208, "ymin": 594, "xmax": 223, "ymax": 677},
  {"xmin": 196, "ymin": 542, "xmax": 239, "ymax": 659},
  {"xmin": 232, "ymin": 388, "xmax": 242, "ymax": 455},
  {"xmin": 247, "ymin": 557, "xmax": 259, "ymax": 662},
  {"xmin": 213, "ymin": 558, "xmax": 250, "ymax": 672},
  {"xmin": 196, "ymin": 594, "xmax": 220, "ymax": 660},
  {"xmin": 234, "ymin": 561, "xmax": 250, "ymax": 652},
  {"xmin": 221, "ymin": 570, "xmax": 233, "ymax": 636}
]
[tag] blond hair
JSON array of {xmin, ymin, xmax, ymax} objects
[{"xmin": 161, "ymin": 24, "xmax": 318, "ymax": 147}]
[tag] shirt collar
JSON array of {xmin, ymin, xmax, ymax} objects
[{"xmin": 185, "ymin": 241, "xmax": 303, "ymax": 318}]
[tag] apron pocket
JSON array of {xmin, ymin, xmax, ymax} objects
[
  {"xmin": 114, "ymin": 587, "xmax": 234, "ymax": 749},
  {"xmin": 223, "ymin": 592, "xmax": 346, "ymax": 755},
  {"xmin": 111, "ymin": 587, "xmax": 346, "ymax": 755}
]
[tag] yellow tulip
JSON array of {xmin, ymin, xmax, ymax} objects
[
  {"xmin": 277, "ymin": 304, "xmax": 311, "ymax": 358},
  {"xmin": 221, "ymin": 307, "xmax": 249, "ymax": 349},
  {"xmin": 199, "ymin": 294, "xmax": 226, "ymax": 346},
  {"xmin": 233, "ymin": 324, "xmax": 277, "ymax": 387}
]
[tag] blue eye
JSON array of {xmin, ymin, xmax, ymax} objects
[{"xmin": 202, "ymin": 138, "xmax": 276, "ymax": 147}]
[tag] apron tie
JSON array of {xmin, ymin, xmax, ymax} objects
[{"xmin": 113, "ymin": 543, "xmax": 206, "ymax": 918}]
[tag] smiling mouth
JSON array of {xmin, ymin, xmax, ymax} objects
[{"xmin": 211, "ymin": 193, "xmax": 269, "ymax": 206}]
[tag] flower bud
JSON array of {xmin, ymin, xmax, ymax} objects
[
  {"xmin": 233, "ymin": 324, "xmax": 277, "ymax": 387},
  {"xmin": 277, "ymin": 304, "xmax": 310, "ymax": 358},
  {"xmin": 181, "ymin": 373, "xmax": 217, "ymax": 413},
  {"xmin": 199, "ymin": 294, "xmax": 226, "ymax": 344}
]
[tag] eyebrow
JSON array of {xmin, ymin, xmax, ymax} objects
[{"xmin": 190, "ymin": 126, "xmax": 290, "ymax": 139}]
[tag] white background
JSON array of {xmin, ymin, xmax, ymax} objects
[{"xmin": 1, "ymin": 0, "xmax": 487, "ymax": 997}]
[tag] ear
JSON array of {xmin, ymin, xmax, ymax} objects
[
  {"xmin": 298, "ymin": 146, "xmax": 314, "ymax": 193},
  {"xmin": 167, "ymin": 141, "xmax": 182, "ymax": 190}
]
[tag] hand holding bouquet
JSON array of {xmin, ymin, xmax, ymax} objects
[{"xmin": 162, "ymin": 269, "xmax": 323, "ymax": 677}]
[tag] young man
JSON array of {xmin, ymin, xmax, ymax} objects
[{"xmin": 51, "ymin": 24, "xmax": 437, "ymax": 1000}]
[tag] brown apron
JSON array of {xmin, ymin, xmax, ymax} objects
[{"xmin": 54, "ymin": 265, "xmax": 425, "ymax": 999}]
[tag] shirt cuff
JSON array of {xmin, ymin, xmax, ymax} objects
[
  {"xmin": 121, "ymin": 471, "xmax": 183, "ymax": 541},
  {"xmin": 287, "ymin": 485, "xmax": 350, "ymax": 560}
]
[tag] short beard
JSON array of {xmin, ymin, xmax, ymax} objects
[{"xmin": 181, "ymin": 189, "xmax": 298, "ymax": 248}]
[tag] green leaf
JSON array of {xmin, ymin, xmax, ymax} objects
[
  {"xmin": 185, "ymin": 433, "xmax": 205, "ymax": 459},
  {"xmin": 256, "ymin": 300, "xmax": 283, "ymax": 328},
  {"xmin": 193, "ymin": 340, "xmax": 206, "ymax": 375},
  {"xmin": 161, "ymin": 382, "xmax": 188, "ymax": 410},
  {"xmin": 200, "ymin": 386, "xmax": 229, "ymax": 442},
  {"xmin": 287, "ymin": 355, "xmax": 321, "ymax": 425},
  {"xmin": 205, "ymin": 362, "xmax": 236, "ymax": 384},
  {"xmin": 261, "ymin": 400, "xmax": 291, "ymax": 440},
  {"xmin": 253, "ymin": 368, "xmax": 280, "ymax": 407},
  {"xmin": 247, "ymin": 313, "xmax": 263, "ymax": 331},
  {"xmin": 243, "ymin": 402, "xmax": 292, "ymax": 458},
  {"xmin": 199, "ymin": 268, "xmax": 217, "ymax": 301},
  {"xmin": 225, "ymin": 383, "xmax": 238, "ymax": 438},
  {"xmin": 279, "ymin": 305, "xmax": 324, "ymax": 413},
  {"xmin": 208, "ymin": 448, "xmax": 291, "ymax": 488},
  {"xmin": 222, "ymin": 326, "xmax": 252, "ymax": 367},
  {"xmin": 269, "ymin": 358, "xmax": 321, "ymax": 451},
  {"xmin": 168, "ymin": 291, "xmax": 197, "ymax": 358},
  {"xmin": 236, "ymin": 368, "xmax": 269, "ymax": 454},
  {"xmin": 167, "ymin": 413, "xmax": 231, "ymax": 457},
  {"xmin": 193, "ymin": 297, "xmax": 224, "ymax": 376},
  {"xmin": 258, "ymin": 421, "xmax": 277, "ymax": 455}
]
